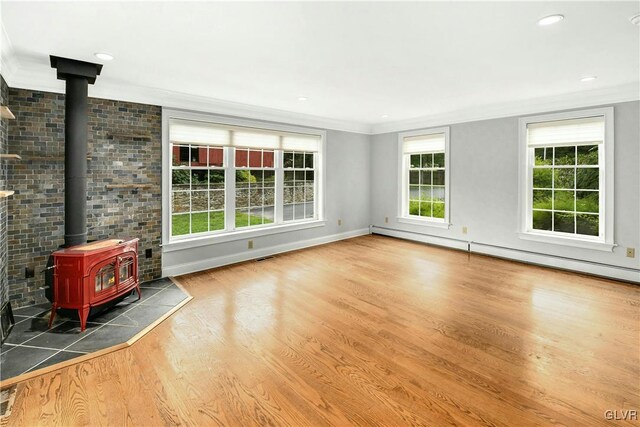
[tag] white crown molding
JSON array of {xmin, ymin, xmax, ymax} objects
[
  {"xmin": 371, "ymin": 82, "xmax": 640, "ymax": 134},
  {"xmin": 2, "ymin": 47, "xmax": 638, "ymax": 137}
]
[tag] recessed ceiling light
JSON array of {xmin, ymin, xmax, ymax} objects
[
  {"xmin": 537, "ymin": 14, "xmax": 564, "ymax": 26},
  {"xmin": 94, "ymin": 52, "xmax": 114, "ymax": 61},
  {"xmin": 630, "ymin": 14, "xmax": 640, "ymax": 26},
  {"xmin": 580, "ymin": 76, "xmax": 597, "ymax": 82},
  {"xmin": 297, "ymin": 96, "xmax": 308, "ymax": 101},
  {"xmin": 381, "ymin": 114, "xmax": 389, "ymax": 119}
]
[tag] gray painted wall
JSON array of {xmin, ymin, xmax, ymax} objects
[
  {"xmin": 369, "ymin": 101, "xmax": 640, "ymax": 270},
  {"xmin": 163, "ymin": 129, "xmax": 371, "ymax": 273}
]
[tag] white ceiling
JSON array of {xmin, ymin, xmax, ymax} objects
[{"xmin": 1, "ymin": 1, "xmax": 639, "ymax": 134}]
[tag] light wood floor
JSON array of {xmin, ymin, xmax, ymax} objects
[{"xmin": 2, "ymin": 235, "xmax": 639, "ymax": 426}]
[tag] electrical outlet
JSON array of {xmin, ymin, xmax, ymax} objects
[
  {"xmin": 248, "ymin": 240, "xmax": 254, "ymax": 249},
  {"xmin": 25, "ymin": 267, "xmax": 34, "ymax": 279},
  {"xmin": 626, "ymin": 247, "xmax": 636, "ymax": 258},
  {"xmin": 462, "ymin": 226, "xmax": 468, "ymax": 235},
  {"xmin": 145, "ymin": 248, "xmax": 153, "ymax": 259},
  {"xmin": 338, "ymin": 219, "xmax": 342, "ymax": 226},
  {"xmin": 385, "ymin": 216, "xmax": 389, "ymax": 223}
]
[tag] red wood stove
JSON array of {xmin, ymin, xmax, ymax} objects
[{"xmin": 48, "ymin": 238, "xmax": 141, "ymax": 331}]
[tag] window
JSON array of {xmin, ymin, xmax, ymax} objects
[
  {"xmin": 165, "ymin": 114, "xmax": 324, "ymax": 242},
  {"xmin": 398, "ymin": 127, "xmax": 450, "ymax": 226},
  {"xmin": 519, "ymin": 108, "xmax": 614, "ymax": 251}
]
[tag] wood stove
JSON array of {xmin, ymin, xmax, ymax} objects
[{"xmin": 48, "ymin": 238, "xmax": 141, "ymax": 331}]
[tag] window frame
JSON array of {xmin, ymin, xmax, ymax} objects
[
  {"xmin": 518, "ymin": 107, "xmax": 615, "ymax": 252},
  {"xmin": 397, "ymin": 126, "xmax": 451, "ymax": 228},
  {"xmin": 162, "ymin": 109, "xmax": 326, "ymax": 249}
]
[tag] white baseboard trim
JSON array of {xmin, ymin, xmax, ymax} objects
[
  {"xmin": 470, "ymin": 243, "xmax": 640, "ymax": 284},
  {"xmin": 162, "ymin": 227, "xmax": 370, "ymax": 277},
  {"xmin": 371, "ymin": 226, "xmax": 639, "ymax": 284},
  {"xmin": 370, "ymin": 226, "xmax": 469, "ymax": 251}
]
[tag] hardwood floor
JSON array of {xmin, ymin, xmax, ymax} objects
[{"xmin": 2, "ymin": 234, "xmax": 639, "ymax": 426}]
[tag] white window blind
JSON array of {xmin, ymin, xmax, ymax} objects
[
  {"xmin": 527, "ymin": 116, "xmax": 605, "ymax": 147},
  {"xmin": 403, "ymin": 133, "xmax": 446, "ymax": 154},
  {"xmin": 169, "ymin": 118, "xmax": 321, "ymax": 151}
]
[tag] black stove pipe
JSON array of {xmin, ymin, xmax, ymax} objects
[{"xmin": 50, "ymin": 56, "xmax": 102, "ymax": 247}]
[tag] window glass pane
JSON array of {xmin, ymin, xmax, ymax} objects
[
  {"xmin": 263, "ymin": 151, "xmax": 275, "ymax": 168},
  {"xmin": 295, "ymin": 171, "xmax": 305, "ymax": 181},
  {"xmin": 263, "ymin": 206, "xmax": 275, "ymax": 223},
  {"xmin": 283, "ymin": 205, "xmax": 294, "ymax": 221},
  {"xmin": 409, "ymin": 171, "xmax": 419, "ymax": 185},
  {"xmin": 264, "ymin": 170, "xmax": 275, "ymax": 187},
  {"xmin": 304, "ymin": 183, "xmax": 314, "ymax": 202},
  {"xmin": 235, "ymin": 149, "xmax": 248, "ymax": 167},
  {"xmin": 576, "ymin": 191, "xmax": 598, "ymax": 213},
  {"xmin": 532, "ymin": 168, "xmax": 552, "ymax": 188},
  {"xmin": 191, "ymin": 191, "xmax": 208, "ymax": 211},
  {"xmin": 304, "ymin": 202, "xmax": 314, "ymax": 219},
  {"xmin": 305, "ymin": 171, "xmax": 314, "ymax": 182},
  {"xmin": 534, "ymin": 147, "xmax": 552, "ymax": 166},
  {"xmin": 554, "ymin": 190, "xmax": 575, "ymax": 211},
  {"xmin": 432, "ymin": 203, "xmax": 445, "ymax": 219},
  {"xmin": 577, "ymin": 145, "xmax": 598, "ymax": 165},
  {"xmin": 409, "ymin": 185, "xmax": 419, "ymax": 201},
  {"xmin": 250, "ymin": 170, "xmax": 263, "ymax": 185},
  {"xmin": 209, "ymin": 170, "xmax": 225, "ymax": 189},
  {"xmin": 173, "ymin": 145, "xmax": 190, "ymax": 166},
  {"xmin": 172, "ymin": 170, "xmax": 190, "ymax": 189},
  {"xmin": 409, "ymin": 201, "xmax": 419, "ymax": 215},
  {"xmin": 249, "ymin": 150, "xmax": 262, "ymax": 167},
  {"xmin": 420, "ymin": 186, "xmax": 432, "ymax": 201},
  {"xmin": 410, "ymin": 155, "xmax": 421, "ymax": 168},
  {"xmin": 190, "ymin": 147, "xmax": 207, "ymax": 167},
  {"xmin": 294, "ymin": 152, "xmax": 304, "ymax": 168},
  {"xmin": 433, "ymin": 152, "xmax": 445, "ymax": 168},
  {"xmin": 172, "ymin": 192, "xmax": 190, "ymax": 213},
  {"xmin": 191, "ymin": 212, "xmax": 208, "ymax": 233},
  {"xmin": 305, "ymin": 153, "xmax": 314, "ymax": 169},
  {"xmin": 432, "ymin": 186, "xmax": 445, "ymax": 202},
  {"xmin": 421, "ymin": 153, "xmax": 433, "ymax": 168},
  {"xmin": 235, "ymin": 209, "xmax": 250, "ymax": 228},
  {"xmin": 433, "ymin": 170, "xmax": 445, "ymax": 186},
  {"xmin": 283, "ymin": 152, "xmax": 294, "ymax": 168},
  {"xmin": 284, "ymin": 171, "xmax": 294, "ymax": 183},
  {"xmin": 236, "ymin": 189, "xmax": 249, "ymax": 208},
  {"xmin": 532, "ymin": 190, "xmax": 552, "ymax": 210},
  {"xmin": 576, "ymin": 214, "xmax": 599, "ymax": 236},
  {"xmin": 191, "ymin": 170, "xmax": 208, "ymax": 189},
  {"xmin": 209, "ymin": 190, "xmax": 225, "ymax": 211},
  {"xmin": 553, "ymin": 168, "xmax": 575, "ymax": 189},
  {"xmin": 284, "ymin": 186, "xmax": 294, "ymax": 204},
  {"xmin": 420, "ymin": 170, "xmax": 431, "ymax": 185},
  {"xmin": 250, "ymin": 188, "xmax": 264, "ymax": 206},
  {"xmin": 294, "ymin": 187, "xmax": 304, "ymax": 204},
  {"xmin": 532, "ymin": 210, "xmax": 552, "ymax": 231},
  {"xmin": 265, "ymin": 187, "xmax": 275, "ymax": 206},
  {"xmin": 554, "ymin": 212, "xmax": 575, "ymax": 233},
  {"xmin": 554, "ymin": 146, "xmax": 575, "ymax": 165},
  {"xmin": 576, "ymin": 168, "xmax": 599, "ymax": 190},
  {"xmin": 209, "ymin": 211, "xmax": 225, "ymax": 231},
  {"xmin": 172, "ymin": 213, "xmax": 190, "ymax": 236},
  {"xmin": 208, "ymin": 147, "xmax": 223, "ymax": 167},
  {"xmin": 419, "ymin": 201, "xmax": 432, "ymax": 217},
  {"xmin": 236, "ymin": 170, "xmax": 252, "ymax": 188}
]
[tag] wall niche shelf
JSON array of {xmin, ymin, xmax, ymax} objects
[
  {"xmin": 1, "ymin": 106, "xmax": 15, "ymax": 120},
  {"xmin": 105, "ymin": 184, "xmax": 152, "ymax": 190},
  {"xmin": 0, "ymin": 154, "xmax": 21, "ymax": 160},
  {"xmin": 107, "ymin": 131, "xmax": 152, "ymax": 141},
  {"xmin": 0, "ymin": 190, "xmax": 15, "ymax": 198}
]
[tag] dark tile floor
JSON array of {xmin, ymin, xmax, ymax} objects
[{"xmin": 1, "ymin": 278, "xmax": 188, "ymax": 381}]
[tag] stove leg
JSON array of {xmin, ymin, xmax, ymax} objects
[
  {"xmin": 78, "ymin": 306, "xmax": 89, "ymax": 332},
  {"xmin": 136, "ymin": 284, "xmax": 141, "ymax": 301},
  {"xmin": 48, "ymin": 305, "xmax": 57, "ymax": 329}
]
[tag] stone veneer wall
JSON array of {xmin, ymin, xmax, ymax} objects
[
  {"xmin": 0, "ymin": 76, "xmax": 8, "ymax": 307},
  {"xmin": 7, "ymin": 88, "xmax": 162, "ymax": 307}
]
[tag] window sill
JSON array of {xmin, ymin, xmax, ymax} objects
[
  {"xmin": 518, "ymin": 232, "xmax": 615, "ymax": 252},
  {"xmin": 397, "ymin": 216, "xmax": 451, "ymax": 229},
  {"xmin": 163, "ymin": 220, "xmax": 326, "ymax": 253}
]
